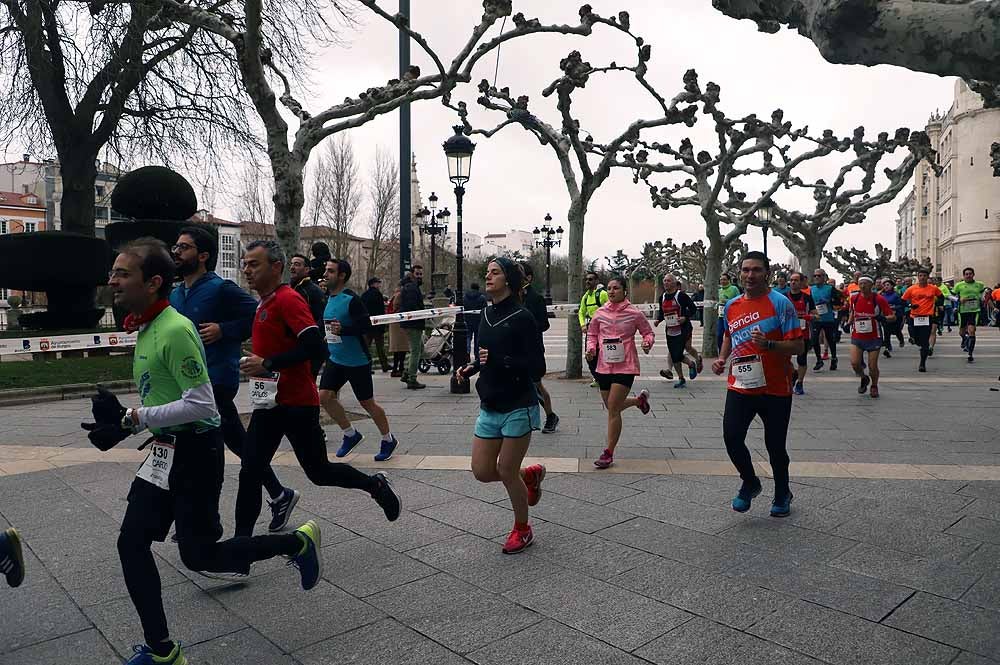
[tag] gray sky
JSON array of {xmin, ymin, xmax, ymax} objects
[{"xmin": 296, "ymin": 0, "xmax": 955, "ymax": 272}]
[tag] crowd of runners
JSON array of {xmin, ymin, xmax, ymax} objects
[{"xmin": 0, "ymin": 234, "xmax": 994, "ymax": 665}]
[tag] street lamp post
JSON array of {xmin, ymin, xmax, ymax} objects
[
  {"xmin": 532, "ymin": 213, "xmax": 563, "ymax": 306},
  {"xmin": 443, "ymin": 126, "xmax": 475, "ymax": 394},
  {"xmin": 418, "ymin": 205, "xmax": 449, "ymax": 299},
  {"xmin": 757, "ymin": 196, "xmax": 774, "ymax": 259}
]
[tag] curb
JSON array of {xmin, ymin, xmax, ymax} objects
[{"xmin": 0, "ymin": 380, "xmax": 136, "ymax": 406}]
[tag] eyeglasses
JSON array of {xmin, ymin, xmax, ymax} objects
[{"xmin": 172, "ymin": 243, "xmax": 195, "ymax": 253}]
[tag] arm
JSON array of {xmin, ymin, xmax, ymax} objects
[
  {"xmin": 586, "ymin": 311, "xmax": 601, "ymax": 355},
  {"xmin": 218, "ymin": 280, "xmax": 258, "ymax": 342},
  {"xmin": 636, "ymin": 309, "xmax": 655, "ymax": 348},
  {"xmin": 655, "ymin": 296, "xmax": 664, "ymax": 323},
  {"xmin": 265, "ymin": 327, "xmax": 328, "ymax": 371},
  {"xmin": 340, "ymin": 295, "xmax": 373, "ymax": 338},
  {"xmin": 578, "ymin": 294, "xmax": 587, "ymax": 328},
  {"xmin": 309, "ymin": 288, "xmax": 327, "ymax": 329}
]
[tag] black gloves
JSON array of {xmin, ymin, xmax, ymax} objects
[{"xmin": 80, "ymin": 386, "xmax": 131, "ymax": 451}]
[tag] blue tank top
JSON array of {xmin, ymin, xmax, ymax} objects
[
  {"xmin": 810, "ymin": 284, "xmax": 837, "ymax": 322},
  {"xmin": 323, "ymin": 291, "xmax": 370, "ymax": 367}
]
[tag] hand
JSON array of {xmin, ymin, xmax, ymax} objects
[
  {"xmin": 585, "ymin": 350, "xmax": 595, "ymax": 362},
  {"xmin": 327, "ymin": 319, "xmax": 342, "ymax": 335},
  {"xmin": 750, "ymin": 329, "xmax": 770, "ymax": 350},
  {"xmin": 456, "ymin": 365, "xmax": 472, "ymax": 383},
  {"xmin": 711, "ymin": 358, "xmax": 727, "ymax": 375},
  {"xmin": 80, "ymin": 422, "xmax": 130, "ymax": 451},
  {"xmin": 91, "ymin": 386, "xmax": 126, "ymax": 425},
  {"xmin": 240, "ymin": 354, "xmax": 267, "ymax": 377},
  {"xmin": 478, "ymin": 348, "xmax": 489, "ymax": 365},
  {"xmin": 654, "ymin": 319, "xmax": 662, "ymax": 327},
  {"xmin": 198, "ymin": 322, "xmax": 222, "ymax": 344},
  {"xmin": 641, "ymin": 341, "xmax": 652, "ymax": 354}
]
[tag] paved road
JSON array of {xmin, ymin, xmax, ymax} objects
[{"xmin": 1, "ymin": 320, "xmax": 998, "ymax": 664}]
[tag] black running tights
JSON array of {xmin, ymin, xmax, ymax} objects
[{"xmin": 722, "ymin": 391, "xmax": 792, "ymax": 497}]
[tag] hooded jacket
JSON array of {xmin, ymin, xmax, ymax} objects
[{"xmin": 587, "ymin": 298, "xmax": 655, "ymax": 376}]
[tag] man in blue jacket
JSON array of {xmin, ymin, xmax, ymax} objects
[{"xmin": 171, "ymin": 227, "xmax": 299, "ymax": 533}]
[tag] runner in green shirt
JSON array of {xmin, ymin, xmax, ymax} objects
[
  {"xmin": 81, "ymin": 238, "xmax": 322, "ymax": 665},
  {"xmin": 579, "ymin": 271, "xmax": 609, "ymax": 386},
  {"xmin": 953, "ymin": 267, "xmax": 987, "ymax": 362}
]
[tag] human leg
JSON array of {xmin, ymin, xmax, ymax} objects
[
  {"xmin": 605, "ymin": 383, "xmax": 633, "ymax": 454},
  {"xmin": 867, "ymin": 349, "xmax": 881, "ymax": 392},
  {"xmin": 235, "ymin": 408, "xmax": 287, "ymax": 537},
  {"xmin": 722, "ymin": 390, "xmax": 760, "ymax": 484},
  {"xmin": 406, "ymin": 328, "xmax": 423, "ymax": 384},
  {"xmin": 320, "ymin": 388, "xmax": 351, "ymax": 429},
  {"xmin": 497, "ymin": 434, "xmax": 532, "ymax": 526},
  {"xmin": 758, "ymin": 395, "xmax": 793, "ymax": 504},
  {"xmin": 373, "ymin": 329, "xmax": 390, "ymax": 371},
  {"xmin": 215, "ymin": 384, "xmax": 284, "ymax": 500},
  {"xmin": 536, "ymin": 380, "xmax": 554, "ymax": 417},
  {"xmin": 913, "ymin": 324, "xmax": 931, "ymax": 369},
  {"xmin": 471, "ymin": 435, "xmax": 504, "ymax": 483}
]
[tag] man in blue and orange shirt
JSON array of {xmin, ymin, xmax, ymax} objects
[{"xmin": 713, "ymin": 252, "xmax": 805, "ymax": 517}]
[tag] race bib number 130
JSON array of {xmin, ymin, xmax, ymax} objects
[{"xmin": 136, "ymin": 441, "xmax": 174, "ymax": 490}]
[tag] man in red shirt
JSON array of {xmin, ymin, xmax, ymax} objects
[
  {"xmin": 236, "ymin": 240, "xmax": 400, "ymax": 543},
  {"xmin": 848, "ymin": 276, "xmax": 895, "ymax": 399},
  {"xmin": 712, "ymin": 252, "xmax": 805, "ymax": 517}
]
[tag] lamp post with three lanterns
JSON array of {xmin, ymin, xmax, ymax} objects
[{"xmin": 532, "ymin": 213, "xmax": 563, "ymax": 306}]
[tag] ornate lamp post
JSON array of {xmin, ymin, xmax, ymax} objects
[
  {"xmin": 419, "ymin": 206, "xmax": 448, "ymax": 299},
  {"xmin": 443, "ymin": 125, "xmax": 475, "ymax": 394},
  {"xmin": 757, "ymin": 196, "xmax": 774, "ymax": 259},
  {"xmin": 532, "ymin": 212, "xmax": 563, "ymax": 306}
]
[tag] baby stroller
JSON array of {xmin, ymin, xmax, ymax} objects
[{"xmin": 419, "ymin": 322, "xmax": 454, "ymax": 374}]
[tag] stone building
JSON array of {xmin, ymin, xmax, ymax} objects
[{"xmin": 896, "ymin": 81, "xmax": 1000, "ymax": 285}]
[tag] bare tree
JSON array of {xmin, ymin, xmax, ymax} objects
[
  {"xmin": 0, "ymin": 1, "xmax": 258, "ymax": 236},
  {"xmin": 454, "ymin": 10, "xmax": 693, "ymax": 377},
  {"xmin": 824, "ymin": 243, "xmax": 935, "ymax": 283},
  {"xmin": 326, "ymin": 136, "xmax": 363, "ymax": 259},
  {"xmin": 158, "ymin": 0, "xmax": 621, "ymax": 272},
  {"xmin": 235, "ymin": 163, "xmax": 274, "ymax": 227},
  {"xmin": 712, "ymin": 0, "xmax": 1000, "ymax": 104},
  {"xmin": 367, "ymin": 147, "xmax": 399, "ymax": 280}
]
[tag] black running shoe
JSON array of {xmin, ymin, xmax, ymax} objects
[
  {"xmin": 0, "ymin": 528, "xmax": 24, "ymax": 588},
  {"xmin": 371, "ymin": 472, "xmax": 401, "ymax": 521},
  {"xmin": 830, "ymin": 358, "xmax": 838, "ymax": 371},
  {"xmin": 268, "ymin": 488, "xmax": 301, "ymax": 532},
  {"xmin": 928, "ymin": 347, "xmax": 934, "ymax": 357},
  {"xmin": 541, "ymin": 413, "xmax": 560, "ymax": 434},
  {"xmin": 813, "ymin": 360, "xmax": 824, "ymax": 371}
]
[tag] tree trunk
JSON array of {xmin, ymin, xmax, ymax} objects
[
  {"xmin": 271, "ymin": 157, "xmax": 306, "ymax": 265},
  {"xmin": 798, "ymin": 232, "xmax": 823, "ymax": 277},
  {"xmin": 701, "ymin": 238, "xmax": 724, "ymax": 359},
  {"xmin": 563, "ymin": 202, "xmax": 585, "ymax": 379},
  {"xmin": 58, "ymin": 153, "xmax": 99, "ymax": 236}
]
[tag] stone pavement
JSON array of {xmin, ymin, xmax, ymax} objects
[{"xmin": 1, "ymin": 320, "xmax": 999, "ymax": 664}]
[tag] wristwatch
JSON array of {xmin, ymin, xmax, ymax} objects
[
  {"xmin": 262, "ymin": 358, "xmax": 274, "ymax": 373},
  {"xmin": 121, "ymin": 408, "xmax": 139, "ymax": 433}
]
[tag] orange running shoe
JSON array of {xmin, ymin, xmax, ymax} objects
[
  {"xmin": 522, "ymin": 464, "xmax": 546, "ymax": 507},
  {"xmin": 502, "ymin": 525, "xmax": 534, "ymax": 554}
]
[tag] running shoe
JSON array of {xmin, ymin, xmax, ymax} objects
[
  {"xmin": 822, "ymin": 351, "xmax": 829, "ymax": 360},
  {"xmin": 731, "ymin": 479, "xmax": 762, "ymax": 513},
  {"xmin": 542, "ymin": 413, "xmax": 560, "ymax": 433},
  {"xmin": 927, "ymin": 347, "xmax": 934, "ymax": 357},
  {"xmin": 268, "ymin": 488, "xmax": 301, "ymax": 532},
  {"xmin": 502, "ymin": 526, "xmax": 534, "ymax": 554},
  {"xmin": 522, "ymin": 464, "xmax": 546, "ymax": 507},
  {"xmin": 870, "ymin": 385, "xmax": 880, "ymax": 399},
  {"xmin": 374, "ymin": 435, "xmax": 398, "ymax": 462},
  {"xmin": 589, "ymin": 380, "xmax": 599, "ymax": 388},
  {"xmin": 636, "ymin": 389, "xmax": 651, "ymax": 414},
  {"xmin": 793, "ymin": 382, "xmax": 804, "ymax": 396},
  {"xmin": 335, "ymin": 430, "xmax": 364, "ymax": 458},
  {"xmin": 289, "ymin": 520, "xmax": 322, "ymax": 590},
  {"xmin": 371, "ymin": 472, "xmax": 401, "ymax": 521},
  {"xmin": 696, "ymin": 355, "xmax": 704, "ymax": 373},
  {"xmin": 688, "ymin": 362, "xmax": 698, "ymax": 380},
  {"xmin": 968, "ymin": 356, "xmax": 975, "ymax": 363},
  {"xmin": 883, "ymin": 350, "xmax": 891, "ymax": 358},
  {"xmin": 813, "ymin": 360, "xmax": 824, "ymax": 371},
  {"xmin": 0, "ymin": 527, "xmax": 24, "ymax": 588},
  {"xmin": 770, "ymin": 492, "xmax": 794, "ymax": 517},
  {"xmin": 125, "ymin": 643, "xmax": 188, "ymax": 665},
  {"xmin": 406, "ymin": 381, "xmax": 427, "ymax": 390},
  {"xmin": 858, "ymin": 375, "xmax": 870, "ymax": 395},
  {"xmin": 918, "ymin": 364, "xmax": 927, "ymax": 373},
  {"xmin": 673, "ymin": 379, "xmax": 686, "ymax": 390},
  {"xmin": 659, "ymin": 369, "xmax": 673, "ymax": 380},
  {"xmin": 594, "ymin": 449, "xmax": 614, "ymax": 469},
  {"xmin": 829, "ymin": 358, "xmax": 838, "ymax": 371},
  {"xmin": 195, "ymin": 566, "xmax": 249, "ymax": 581}
]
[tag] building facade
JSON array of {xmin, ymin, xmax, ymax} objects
[
  {"xmin": 896, "ymin": 188, "xmax": 917, "ymax": 259},
  {"xmin": 896, "ymin": 81, "xmax": 1000, "ymax": 285},
  {"xmin": 0, "ymin": 190, "xmax": 47, "ymax": 303},
  {"xmin": 482, "ymin": 229, "xmax": 536, "ymax": 258}
]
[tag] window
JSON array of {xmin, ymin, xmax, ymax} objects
[
  {"xmin": 25, "ymin": 196, "xmax": 37, "ymax": 205},
  {"xmin": 24, "ymin": 222, "xmax": 36, "ymax": 233},
  {"xmin": 95, "ymin": 185, "xmax": 105, "ymax": 198},
  {"xmin": 219, "ymin": 234, "xmax": 236, "ymax": 270},
  {"xmin": 95, "ymin": 206, "xmax": 109, "ymax": 222},
  {"xmin": 0, "ymin": 220, "xmax": 6, "ymax": 234}
]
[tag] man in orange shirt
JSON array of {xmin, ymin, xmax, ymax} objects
[{"xmin": 902, "ymin": 268, "xmax": 941, "ymax": 372}]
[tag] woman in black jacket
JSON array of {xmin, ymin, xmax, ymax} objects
[{"xmin": 458, "ymin": 258, "xmax": 546, "ymax": 555}]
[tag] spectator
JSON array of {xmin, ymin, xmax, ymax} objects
[
  {"xmin": 443, "ymin": 285, "xmax": 455, "ymax": 304},
  {"xmin": 399, "ymin": 265, "xmax": 427, "ymax": 389},
  {"xmin": 361, "ymin": 277, "xmax": 390, "ymax": 372},
  {"xmin": 309, "ymin": 241, "xmax": 331, "ymax": 283},
  {"xmin": 388, "ymin": 280, "xmax": 409, "ymax": 377},
  {"xmin": 290, "ymin": 253, "xmax": 328, "ymax": 376},
  {"xmin": 463, "ymin": 282, "xmax": 487, "ymax": 356}
]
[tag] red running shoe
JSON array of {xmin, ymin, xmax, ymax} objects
[
  {"xmin": 522, "ymin": 464, "xmax": 546, "ymax": 507},
  {"xmin": 636, "ymin": 389, "xmax": 651, "ymax": 415},
  {"xmin": 502, "ymin": 525, "xmax": 534, "ymax": 554}
]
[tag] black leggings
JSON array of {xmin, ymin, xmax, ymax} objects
[
  {"xmin": 811, "ymin": 322, "xmax": 838, "ymax": 360},
  {"xmin": 118, "ymin": 432, "xmax": 301, "ymax": 647},
  {"xmin": 881, "ymin": 318, "xmax": 904, "ymax": 350},
  {"xmin": 392, "ymin": 352, "xmax": 406, "ymax": 373},
  {"xmin": 214, "ymin": 383, "xmax": 284, "ymax": 500},
  {"xmin": 722, "ymin": 391, "xmax": 792, "ymax": 497},
  {"xmin": 235, "ymin": 405, "xmax": 374, "ymax": 537},
  {"xmin": 912, "ymin": 323, "xmax": 932, "ymax": 365}
]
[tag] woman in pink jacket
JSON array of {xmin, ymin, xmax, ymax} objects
[{"xmin": 586, "ymin": 276, "xmax": 654, "ymax": 469}]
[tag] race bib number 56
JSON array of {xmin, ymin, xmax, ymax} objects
[{"xmin": 250, "ymin": 372, "xmax": 280, "ymax": 410}]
